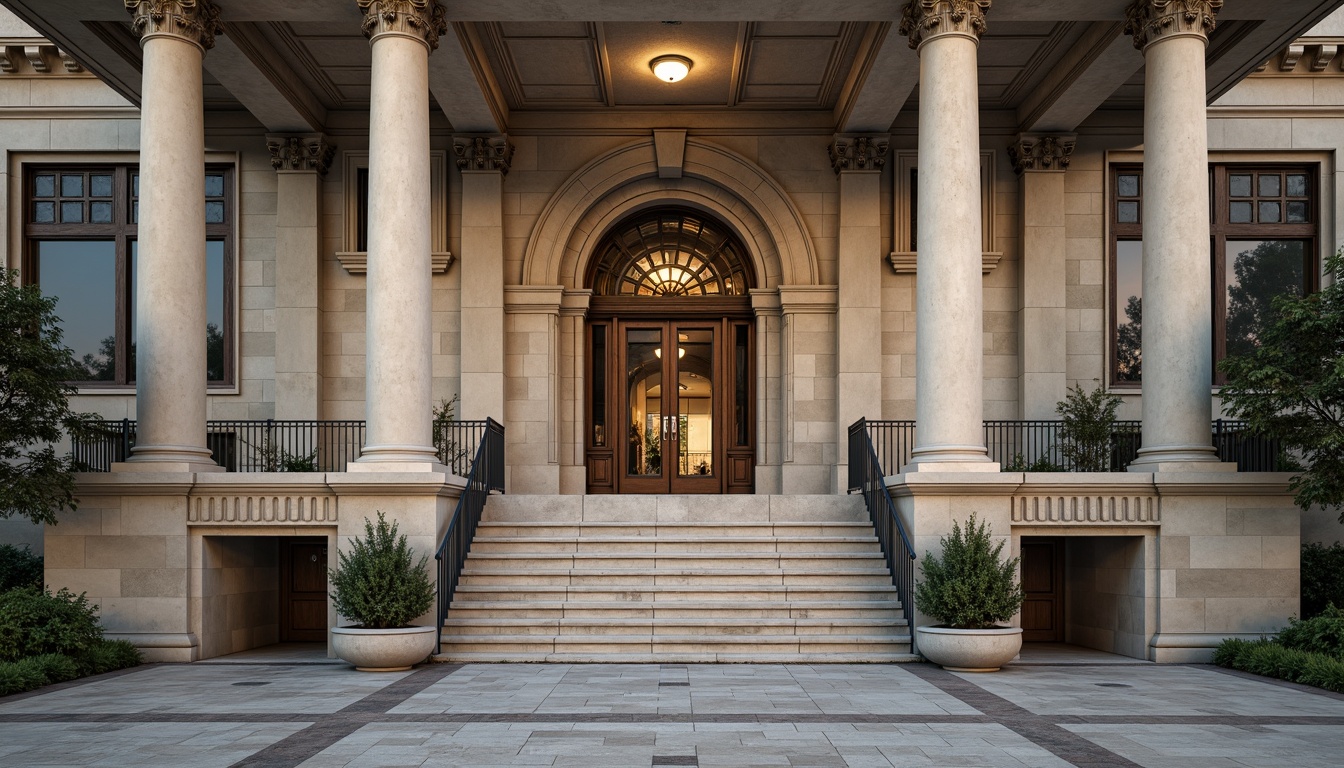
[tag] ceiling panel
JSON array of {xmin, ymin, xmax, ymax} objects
[{"xmin": 604, "ymin": 21, "xmax": 740, "ymax": 106}]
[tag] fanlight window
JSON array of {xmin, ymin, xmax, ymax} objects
[{"xmin": 590, "ymin": 210, "xmax": 751, "ymax": 297}]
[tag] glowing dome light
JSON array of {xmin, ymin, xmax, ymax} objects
[{"xmin": 651, "ymin": 55, "xmax": 692, "ymax": 83}]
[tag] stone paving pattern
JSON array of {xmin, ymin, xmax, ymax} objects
[{"xmin": 1, "ymin": 660, "xmax": 1342, "ymax": 767}]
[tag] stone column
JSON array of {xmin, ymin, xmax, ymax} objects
[
  {"xmin": 831, "ymin": 136, "xmax": 887, "ymax": 490},
  {"xmin": 1125, "ymin": 0, "xmax": 1223, "ymax": 469},
  {"xmin": 121, "ymin": 0, "xmax": 222, "ymax": 471},
  {"xmin": 268, "ymin": 134, "xmax": 335, "ymax": 421},
  {"xmin": 454, "ymin": 135, "xmax": 512, "ymax": 424},
  {"xmin": 900, "ymin": 0, "xmax": 994, "ymax": 468},
  {"xmin": 558, "ymin": 290, "xmax": 592, "ymax": 495},
  {"xmin": 355, "ymin": 0, "xmax": 446, "ymax": 467},
  {"xmin": 1010, "ymin": 133, "xmax": 1075, "ymax": 420}
]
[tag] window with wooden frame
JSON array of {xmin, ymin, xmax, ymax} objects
[
  {"xmin": 1108, "ymin": 163, "xmax": 1318, "ymax": 387},
  {"xmin": 23, "ymin": 164, "xmax": 236, "ymax": 387}
]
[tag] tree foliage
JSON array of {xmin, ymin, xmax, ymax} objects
[
  {"xmin": 0, "ymin": 269, "xmax": 94, "ymax": 525},
  {"xmin": 914, "ymin": 513, "xmax": 1023, "ymax": 630},
  {"xmin": 329, "ymin": 512, "xmax": 435, "ymax": 629},
  {"xmin": 1115, "ymin": 296, "xmax": 1142, "ymax": 382},
  {"xmin": 1056, "ymin": 381, "xmax": 1124, "ymax": 472},
  {"xmin": 1218, "ymin": 249, "xmax": 1344, "ymax": 518}
]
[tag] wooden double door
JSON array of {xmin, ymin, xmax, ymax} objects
[{"xmin": 586, "ymin": 310, "xmax": 754, "ymax": 494}]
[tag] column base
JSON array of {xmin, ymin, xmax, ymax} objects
[
  {"xmin": 1128, "ymin": 445, "xmax": 1227, "ymax": 472},
  {"xmin": 906, "ymin": 445, "xmax": 997, "ymax": 472},
  {"xmin": 111, "ymin": 461, "xmax": 225, "ymax": 474},
  {"xmin": 352, "ymin": 445, "xmax": 449, "ymax": 474}
]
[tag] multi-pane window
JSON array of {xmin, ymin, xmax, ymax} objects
[
  {"xmin": 1109, "ymin": 164, "xmax": 1317, "ymax": 386},
  {"xmin": 24, "ymin": 165, "xmax": 234, "ymax": 386}
]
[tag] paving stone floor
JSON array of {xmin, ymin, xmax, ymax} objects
[{"xmin": 1, "ymin": 655, "xmax": 1342, "ymax": 768}]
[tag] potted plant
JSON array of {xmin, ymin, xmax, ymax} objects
[
  {"xmin": 329, "ymin": 512, "xmax": 437, "ymax": 672},
  {"xmin": 913, "ymin": 513, "xmax": 1024, "ymax": 672}
]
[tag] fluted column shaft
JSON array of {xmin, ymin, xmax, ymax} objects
[
  {"xmin": 125, "ymin": 0, "xmax": 220, "ymax": 469},
  {"xmin": 1127, "ymin": 0, "xmax": 1222, "ymax": 468},
  {"xmin": 903, "ymin": 0, "xmax": 993, "ymax": 467},
  {"xmin": 358, "ymin": 1, "xmax": 445, "ymax": 465}
]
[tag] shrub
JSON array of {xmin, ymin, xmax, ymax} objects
[
  {"xmin": 914, "ymin": 513, "xmax": 1023, "ymax": 629},
  {"xmin": 1056, "ymin": 382, "xmax": 1123, "ymax": 471},
  {"xmin": 1276, "ymin": 604, "xmax": 1344, "ymax": 659},
  {"xmin": 78, "ymin": 639, "xmax": 141, "ymax": 675},
  {"xmin": 329, "ymin": 512, "xmax": 435, "ymax": 629},
  {"xmin": 0, "ymin": 587, "xmax": 103, "ymax": 663},
  {"xmin": 1302, "ymin": 542, "xmax": 1344, "ymax": 619},
  {"xmin": 0, "ymin": 658, "xmax": 47, "ymax": 696},
  {"xmin": 29, "ymin": 653, "xmax": 78, "ymax": 684},
  {"xmin": 1214, "ymin": 634, "xmax": 1344, "ymax": 694},
  {"xmin": 1004, "ymin": 453, "xmax": 1065, "ymax": 472},
  {"xmin": 0, "ymin": 544, "xmax": 43, "ymax": 591}
]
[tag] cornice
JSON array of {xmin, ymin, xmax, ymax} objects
[
  {"xmin": 357, "ymin": 0, "xmax": 447, "ymax": 51},
  {"xmin": 898, "ymin": 0, "xmax": 992, "ymax": 50},
  {"xmin": 1123, "ymin": 0, "xmax": 1223, "ymax": 51},
  {"xmin": 123, "ymin": 0, "xmax": 223, "ymax": 52}
]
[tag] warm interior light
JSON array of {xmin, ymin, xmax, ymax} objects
[
  {"xmin": 653, "ymin": 347, "xmax": 686, "ymax": 359},
  {"xmin": 651, "ymin": 55, "xmax": 691, "ymax": 83}
]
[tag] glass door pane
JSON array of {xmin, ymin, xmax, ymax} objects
[
  {"xmin": 675, "ymin": 328, "xmax": 714, "ymax": 478},
  {"xmin": 625, "ymin": 328, "xmax": 662, "ymax": 477}
]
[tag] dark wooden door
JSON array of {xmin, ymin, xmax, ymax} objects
[
  {"xmin": 1020, "ymin": 537, "xmax": 1065, "ymax": 642},
  {"xmin": 280, "ymin": 537, "xmax": 328, "ymax": 642}
]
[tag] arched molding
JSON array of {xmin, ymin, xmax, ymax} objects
[{"xmin": 521, "ymin": 138, "xmax": 818, "ymax": 290}]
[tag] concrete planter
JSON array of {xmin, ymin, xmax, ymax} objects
[
  {"xmin": 915, "ymin": 626, "xmax": 1023, "ymax": 672},
  {"xmin": 331, "ymin": 626, "xmax": 438, "ymax": 672}
]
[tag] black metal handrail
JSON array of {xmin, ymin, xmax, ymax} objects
[
  {"xmin": 847, "ymin": 419, "xmax": 916, "ymax": 630},
  {"xmin": 72, "ymin": 418, "xmax": 496, "ymax": 474},
  {"xmin": 863, "ymin": 419, "xmax": 1282, "ymax": 476},
  {"xmin": 435, "ymin": 418, "xmax": 504, "ymax": 631}
]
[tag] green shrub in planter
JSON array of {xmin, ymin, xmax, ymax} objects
[
  {"xmin": 330, "ymin": 512, "xmax": 435, "ymax": 629},
  {"xmin": 0, "ymin": 544, "xmax": 43, "ymax": 591},
  {"xmin": 0, "ymin": 587, "xmax": 102, "ymax": 663},
  {"xmin": 914, "ymin": 513, "xmax": 1023, "ymax": 629}
]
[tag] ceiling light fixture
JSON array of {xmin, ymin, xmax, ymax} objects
[{"xmin": 650, "ymin": 55, "xmax": 692, "ymax": 83}]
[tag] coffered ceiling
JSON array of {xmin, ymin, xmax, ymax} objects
[{"xmin": 3, "ymin": 0, "xmax": 1341, "ymax": 136}]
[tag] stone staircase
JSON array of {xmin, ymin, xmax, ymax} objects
[{"xmin": 436, "ymin": 494, "xmax": 915, "ymax": 663}]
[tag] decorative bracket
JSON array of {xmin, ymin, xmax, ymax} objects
[
  {"xmin": 452, "ymin": 135, "xmax": 514, "ymax": 175},
  {"xmin": 828, "ymin": 135, "xmax": 889, "ymax": 174}
]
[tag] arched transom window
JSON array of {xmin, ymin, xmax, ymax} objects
[{"xmin": 590, "ymin": 209, "xmax": 752, "ymax": 297}]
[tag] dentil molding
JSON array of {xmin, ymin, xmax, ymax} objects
[
  {"xmin": 828, "ymin": 135, "xmax": 888, "ymax": 174},
  {"xmin": 1123, "ymin": 0, "xmax": 1223, "ymax": 50},
  {"xmin": 265, "ymin": 134, "xmax": 336, "ymax": 176},
  {"xmin": 357, "ymin": 0, "xmax": 447, "ymax": 50},
  {"xmin": 123, "ymin": 0, "xmax": 223, "ymax": 51},
  {"xmin": 453, "ymin": 135, "xmax": 514, "ymax": 175},
  {"xmin": 899, "ymin": 0, "xmax": 992, "ymax": 49},
  {"xmin": 1008, "ymin": 133, "xmax": 1076, "ymax": 175}
]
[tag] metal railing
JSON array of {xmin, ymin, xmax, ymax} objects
[
  {"xmin": 72, "ymin": 418, "xmax": 496, "ymax": 474},
  {"xmin": 435, "ymin": 418, "xmax": 505, "ymax": 630},
  {"xmin": 847, "ymin": 419, "xmax": 917, "ymax": 626},
  {"xmin": 861, "ymin": 419, "xmax": 1283, "ymax": 476}
]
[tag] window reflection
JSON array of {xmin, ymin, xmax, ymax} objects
[{"xmin": 35, "ymin": 241, "xmax": 117, "ymax": 381}]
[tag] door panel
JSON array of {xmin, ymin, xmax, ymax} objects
[
  {"xmin": 671, "ymin": 326, "xmax": 718, "ymax": 492},
  {"xmin": 621, "ymin": 325, "xmax": 668, "ymax": 493},
  {"xmin": 280, "ymin": 537, "xmax": 328, "ymax": 642},
  {"xmin": 1021, "ymin": 537, "xmax": 1064, "ymax": 643}
]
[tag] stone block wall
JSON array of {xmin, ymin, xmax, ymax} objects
[
  {"xmin": 1064, "ymin": 534, "xmax": 1150, "ymax": 659},
  {"xmin": 198, "ymin": 536, "xmax": 278, "ymax": 658}
]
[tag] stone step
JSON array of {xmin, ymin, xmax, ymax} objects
[
  {"xmin": 467, "ymin": 537, "xmax": 880, "ymax": 554},
  {"xmin": 436, "ymin": 634, "xmax": 912, "ymax": 655},
  {"xmin": 446, "ymin": 601, "xmax": 905, "ymax": 619},
  {"xmin": 435, "ymin": 651, "xmax": 921, "ymax": 664},
  {"xmin": 451, "ymin": 585, "xmax": 899, "ymax": 602},
  {"xmin": 457, "ymin": 569, "xmax": 895, "ymax": 587},
  {"xmin": 482, "ymin": 494, "xmax": 868, "ymax": 524},
  {"xmin": 461, "ymin": 553, "xmax": 886, "ymax": 568},
  {"xmin": 473, "ymin": 522, "xmax": 877, "ymax": 538},
  {"xmin": 441, "ymin": 617, "xmax": 908, "ymax": 636}
]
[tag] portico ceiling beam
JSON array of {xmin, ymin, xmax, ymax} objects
[
  {"xmin": 428, "ymin": 22, "xmax": 504, "ymax": 134},
  {"xmin": 1015, "ymin": 21, "xmax": 1140, "ymax": 134},
  {"xmin": 204, "ymin": 22, "xmax": 327, "ymax": 133},
  {"xmin": 835, "ymin": 22, "xmax": 920, "ymax": 134}
]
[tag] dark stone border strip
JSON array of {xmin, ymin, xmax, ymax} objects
[
  {"xmin": 226, "ymin": 663, "xmax": 463, "ymax": 768},
  {"xmin": 904, "ymin": 664, "xmax": 1143, "ymax": 768}
]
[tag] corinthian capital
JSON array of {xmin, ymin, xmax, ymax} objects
[
  {"xmin": 266, "ymin": 134, "xmax": 336, "ymax": 176},
  {"xmin": 828, "ymin": 135, "xmax": 889, "ymax": 174},
  {"xmin": 357, "ymin": 0, "xmax": 447, "ymax": 51},
  {"xmin": 453, "ymin": 135, "xmax": 514, "ymax": 175},
  {"xmin": 1124, "ymin": 0, "xmax": 1223, "ymax": 50},
  {"xmin": 1008, "ymin": 133, "xmax": 1076, "ymax": 175},
  {"xmin": 124, "ymin": 0, "xmax": 223, "ymax": 51},
  {"xmin": 899, "ymin": 0, "xmax": 992, "ymax": 50}
]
